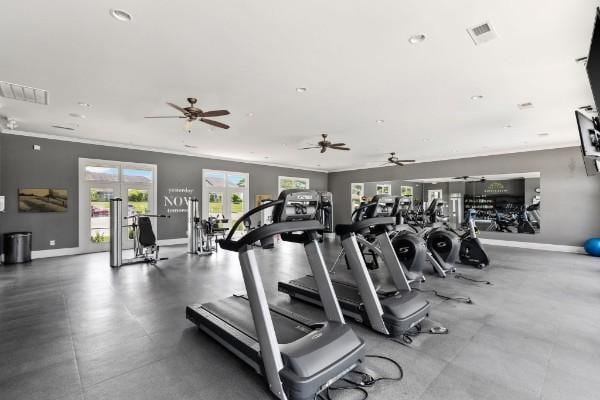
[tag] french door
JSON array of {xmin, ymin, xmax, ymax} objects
[
  {"xmin": 79, "ymin": 159, "xmax": 157, "ymax": 253},
  {"xmin": 202, "ymin": 170, "xmax": 249, "ymax": 234}
]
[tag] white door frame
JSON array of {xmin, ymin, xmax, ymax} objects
[{"xmin": 78, "ymin": 158, "xmax": 157, "ymax": 253}]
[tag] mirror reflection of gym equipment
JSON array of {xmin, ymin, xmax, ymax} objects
[{"xmin": 353, "ymin": 172, "xmax": 541, "ymax": 236}]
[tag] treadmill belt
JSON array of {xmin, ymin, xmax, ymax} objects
[
  {"xmin": 289, "ymin": 276, "xmax": 363, "ymax": 305},
  {"xmin": 202, "ymin": 296, "xmax": 312, "ymax": 344}
]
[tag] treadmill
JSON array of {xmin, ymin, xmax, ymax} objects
[
  {"xmin": 279, "ymin": 195, "xmax": 430, "ymax": 337},
  {"xmin": 186, "ymin": 190, "xmax": 365, "ymax": 400}
]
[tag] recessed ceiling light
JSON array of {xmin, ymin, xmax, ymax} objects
[
  {"xmin": 538, "ymin": 133, "xmax": 549, "ymax": 137},
  {"xmin": 504, "ymin": 124, "xmax": 512, "ymax": 129},
  {"xmin": 110, "ymin": 9, "xmax": 132, "ymax": 22},
  {"xmin": 376, "ymin": 119, "xmax": 384, "ymax": 124},
  {"xmin": 296, "ymin": 87, "xmax": 307, "ymax": 93},
  {"xmin": 264, "ymin": 156, "xmax": 270, "ymax": 159},
  {"xmin": 246, "ymin": 112, "xmax": 254, "ymax": 117},
  {"xmin": 69, "ymin": 113, "xmax": 86, "ymax": 119},
  {"xmin": 78, "ymin": 102, "xmax": 91, "ymax": 107},
  {"xmin": 408, "ymin": 34, "xmax": 426, "ymax": 44},
  {"xmin": 422, "ymin": 138, "xmax": 431, "ymax": 142},
  {"xmin": 470, "ymin": 95, "xmax": 484, "ymax": 100}
]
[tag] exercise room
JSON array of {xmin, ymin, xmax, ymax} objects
[{"xmin": 2, "ymin": 2, "xmax": 600, "ymax": 400}]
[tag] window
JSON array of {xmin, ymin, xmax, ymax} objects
[
  {"xmin": 278, "ymin": 176, "xmax": 309, "ymax": 194},
  {"xmin": 85, "ymin": 166, "xmax": 119, "ymax": 181},
  {"xmin": 202, "ymin": 170, "xmax": 249, "ymax": 233},
  {"xmin": 123, "ymin": 169, "xmax": 153, "ymax": 183},
  {"xmin": 351, "ymin": 183, "xmax": 364, "ymax": 213},
  {"xmin": 376, "ymin": 183, "xmax": 391, "ymax": 195}
]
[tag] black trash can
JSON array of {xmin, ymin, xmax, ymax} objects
[{"xmin": 3, "ymin": 232, "xmax": 32, "ymax": 264}]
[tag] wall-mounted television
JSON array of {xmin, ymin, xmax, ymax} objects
[
  {"xmin": 575, "ymin": 110, "xmax": 600, "ymax": 176},
  {"xmin": 587, "ymin": 8, "xmax": 600, "ymax": 111}
]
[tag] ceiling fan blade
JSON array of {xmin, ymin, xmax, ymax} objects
[
  {"xmin": 144, "ymin": 116, "xmax": 187, "ymax": 118},
  {"xmin": 393, "ymin": 162, "xmax": 405, "ymax": 166},
  {"xmin": 200, "ymin": 118, "xmax": 230, "ymax": 129},
  {"xmin": 201, "ymin": 110, "xmax": 230, "ymax": 117},
  {"xmin": 299, "ymin": 146, "xmax": 320, "ymax": 150},
  {"xmin": 395, "ymin": 160, "xmax": 416, "ymax": 163},
  {"xmin": 320, "ymin": 147, "xmax": 327, "ymax": 153},
  {"xmin": 328, "ymin": 143, "xmax": 346, "ymax": 147},
  {"xmin": 166, "ymin": 102, "xmax": 187, "ymax": 114},
  {"xmin": 330, "ymin": 146, "xmax": 350, "ymax": 151}
]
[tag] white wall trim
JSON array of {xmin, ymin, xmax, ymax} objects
[
  {"xmin": 27, "ymin": 238, "xmax": 188, "ymax": 260},
  {"xmin": 479, "ymin": 238, "xmax": 586, "ymax": 254},
  {"xmin": 1, "ymin": 129, "xmax": 327, "ymax": 173},
  {"xmin": 18, "ymin": 237, "xmax": 586, "ymax": 260},
  {"xmin": 31, "ymin": 247, "xmax": 84, "ymax": 259}
]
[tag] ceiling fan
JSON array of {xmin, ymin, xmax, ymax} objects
[
  {"xmin": 300, "ymin": 134, "xmax": 350, "ymax": 153},
  {"xmin": 381, "ymin": 152, "xmax": 415, "ymax": 167},
  {"xmin": 145, "ymin": 97, "xmax": 230, "ymax": 132},
  {"xmin": 454, "ymin": 175, "xmax": 486, "ymax": 182}
]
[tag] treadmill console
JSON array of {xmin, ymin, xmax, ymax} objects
[
  {"xmin": 274, "ymin": 189, "xmax": 319, "ymax": 222},
  {"xmin": 365, "ymin": 195, "xmax": 398, "ymax": 218}
]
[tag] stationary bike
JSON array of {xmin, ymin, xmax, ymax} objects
[{"xmin": 452, "ymin": 209, "xmax": 490, "ymax": 268}]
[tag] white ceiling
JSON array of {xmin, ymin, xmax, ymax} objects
[{"xmin": 0, "ymin": 0, "xmax": 598, "ymax": 171}]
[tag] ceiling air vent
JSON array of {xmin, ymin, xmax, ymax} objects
[
  {"xmin": 467, "ymin": 21, "xmax": 497, "ymax": 45},
  {"xmin": 517, "ymin": 102, "xmax": 534, "ymax": 110},
  {"xmin": 0, "ymin": 81, "xmax": 49, "ymax": 105}
]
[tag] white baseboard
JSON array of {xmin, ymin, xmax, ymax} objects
[
  {"xmin": 31, "ymin": 247, "xmax": 82, "ymax": 259},
  {"xmin": 17, "ymin": 237, "xmax": 586, "ymax": 261},
  {"xmin": 479, "ymin": 238, "xmax": 585, "ymax": 254},
  {"xmin": 25, "ymin": 238, "xmax": 188, "ymax": 260}
]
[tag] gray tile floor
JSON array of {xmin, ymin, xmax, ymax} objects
[{"xmin": 1, "ymin": 241, "xmax": 599, "ymax": 400}]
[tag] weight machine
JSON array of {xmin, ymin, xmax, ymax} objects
[{"xmin": 109, "ymin": 198, "xmax": 169, "ymax": 268}]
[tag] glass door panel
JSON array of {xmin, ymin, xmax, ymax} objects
[
  {"xmin": 90, "ymin": 188, "xmax": 114, "ymax": 244},
  {"xmin": 230, "ymin": 191, "xmax": 244, "ymax": 232},
  {"xmin": 208, "ymin": 191, "xmax": 224, "ymax": 219}
]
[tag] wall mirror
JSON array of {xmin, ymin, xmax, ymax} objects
[{"xmin": 351, "ymin": 172, "xmax": 541, "ymax": 235}]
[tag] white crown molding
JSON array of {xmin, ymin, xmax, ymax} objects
[
  {"xmin": 479, "ymin": 238, "xmax": 585, "ymax": 254},
  {"xmin": 0, "ymin": 129, "xmax": 328, "ymax": 173},
  {"xmin": 327, "ymin": 142, "xmax": 579, "ymax": 173}
]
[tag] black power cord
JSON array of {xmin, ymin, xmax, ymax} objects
[
  {"xmin": 316, "ymin": 355, "xmax": 404, "ymax": 400},
  {"xmin": 454, "ymin": 273, "xmax": 492, "ymax": 285},
  {"xmin": 392, "ymin": 323, "xmax": 450, "ymax": 345},
  {"xmin": 413, "ymin": 288, "xmax": 473, "ymax": 304}
]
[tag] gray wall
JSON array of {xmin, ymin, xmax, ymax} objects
[
  {"xmin": 329, "ymin": 147, "xmax": 600, "ymax": 246},
  {"xmin": 0, "ymin": 133, "xmax": 327, "ymax": 251},
  {"xmin": 524, "ymin": 177, "xmax": 541, "ymax": 205}
]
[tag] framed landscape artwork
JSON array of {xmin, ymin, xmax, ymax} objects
[{"xmin": 18, "ymin": 189, "xmax": 68, "ymax": 212}]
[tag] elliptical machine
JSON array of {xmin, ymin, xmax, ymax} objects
[
  {"xmin": 391, "ymin": 197, "xmax": 454, "ymax": 279},
  {"xmin": 419, "ymin": 198, "xmax": 461, "ymax": 275}
]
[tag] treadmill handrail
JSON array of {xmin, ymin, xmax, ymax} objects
[
  {"xmin": 335, "ymin": 216, "xmax": 396, "ymax": 236},
  {"xmin": 226, "ymin": 199, "xmax": 285, "ymax": 241},
  {"xmin": 220, "ymin": 220, "xmax": 324, "ymax": 252}
]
